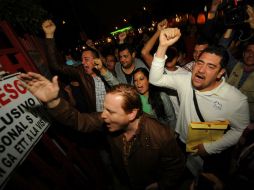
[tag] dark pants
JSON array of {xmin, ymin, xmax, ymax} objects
[
  {"xmin": 202, "ymin": 147, "xmax": 234, "ymax": 180},
  {"xmin": 176, "ymin": 137, "xmax": 233, "ymax": 180}
]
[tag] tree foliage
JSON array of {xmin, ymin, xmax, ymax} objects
[{"xmin": 0, "ymin": 0, "xmax": 48, "ymax": 34}]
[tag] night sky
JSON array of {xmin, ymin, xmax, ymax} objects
[{"xmin": 42, "ymin": 0, "xmax": 211, "ymax": 37}]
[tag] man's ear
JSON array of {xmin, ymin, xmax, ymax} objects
[
  {"xmin": 132, "ymin": 52, "xmax": 136, "ymax": 59},
  {"xmin": 128, "ymin": 109, "xmax": 138, "ymax": 121},
  {"xmin": 217, "ymin": 68, "xmax": 226, "ymax": 79}
]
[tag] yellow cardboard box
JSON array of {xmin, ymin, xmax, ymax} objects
[{"xmin": 186, "ymin": 120, "xmax": 230, "ymax": 152}]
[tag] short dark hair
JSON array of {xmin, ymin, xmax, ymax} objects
[
  {"xmin": 196, "ymin": 35, "xmax": 210, "ymax": 46},
  {"xmin": 166, "ymin": 47, "xmax": 179, "ymax": 62},
  {"xmin": 199, "ymin": 45, "xmax": 229, "ymax": 69},
  {"xmin": 83, "ymin": 47, "xmax": 99, "ymax": 58},
  {"xmin": 243, "ymin": 39, "xmax": 254, "ymax": 52},
  {"xmin": 118, "ymin": 43, "xmax": 135, "ymax": 55},
  {"xmin": 107, "ymin": 84, "xmax": 142, "ymax": 117},
  {"xmin": 106, "ymin": 53, "xmax": 117, "ymax": 62}
]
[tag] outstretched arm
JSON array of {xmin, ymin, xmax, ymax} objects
[
  {"xmin": 149, "ymin": 28, "xmax": 181, "ymax": 88},
  {"xmin": 141, "ymin": 19, "xmax": 168, "ymax": 68},
  {"xmin": 42, "ymin": 19, "xmax": 56, "ymax": 39},
  {"xmin": 94, "ymin": 58, "xmax": 120, "ymax": 86},
  {"xmin": 18, "ymin": 72, "xmax": 104, "ymax": 132},
  {"xmin": 156, "ymin": 28, "xmax": 181, "ymax": 59},
  {"xmin": 42, "ymin": 19, "xmax": 80, "ymax": 77},
  {"xmin": 18, "ymin": 72, "xmax": 60, "ymax": 108}
]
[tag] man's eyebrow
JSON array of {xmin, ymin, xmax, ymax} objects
[
  {"xmin": 196, "ymin": 59, "xmax": 205, "ymax": 63},
  {"xmin": 105, "ymin": 107, "xmax": 116, "ymax": 113},
  {"xmin": 207, "ymin": 62, "xmax": 217, "ymax": 67},
  {"xmin": 199, "ymin": 60, "xmax": 219, "ymax": 68}
]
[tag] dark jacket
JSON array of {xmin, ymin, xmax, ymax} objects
[
  {"xmin": 45, "ymin": 39, "xmax": 96, "ymax": 112},
  {"xmin": 48, "ymin": 99, "xmax": 185, "ymax": 190}
]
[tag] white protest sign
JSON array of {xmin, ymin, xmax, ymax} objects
[{"xmin": 0, "ymin": 74, "xmax": 51, "ymax": 187}]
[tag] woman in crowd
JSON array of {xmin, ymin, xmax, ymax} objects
[{"xmin": 133, "ymin": 68, "xmax": 176, "ymax": 130}]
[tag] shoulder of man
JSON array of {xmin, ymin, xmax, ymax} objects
[
  {"xmin": 224, "ymin": 80, "xmax": 248, "ymax": 101},
  {"xmin": 114, "ymin": 61, "xmax": 122, "ymax": 69},
  {"xmin": 134, "ymin": 58, "xmax": 148, "ymax": 68},
  {"xmin": 141, "ymin": 114, "xmax": 175, "ymax": 141}
]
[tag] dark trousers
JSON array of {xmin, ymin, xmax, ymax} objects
[
  {"xmin": 176, "ymin": 137, "xmax": 233, "ymax": 180},
  {"xmin": 202, "ymin": 147, "xmax": 233, "ymax": 180}
]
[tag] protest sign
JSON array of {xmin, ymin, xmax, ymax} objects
[{"xmin": 0, "ymin": 73, "xmax": 50, "ymax": 187}]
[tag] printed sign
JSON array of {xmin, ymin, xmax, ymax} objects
[{"xmin": 0, "ymin": 74, "xmax": 50, "ymax": 187}]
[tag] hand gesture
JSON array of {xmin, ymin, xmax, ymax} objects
[
  {"xmin": 64, "ymin": 85, "xmax": 72, "ymax": 95},
  {"xmin": 86, "ymin": 39, "xmax": 96, "ymax": 50},
  {"xmin": 94, "ymin": 58, "xmax": 108, "ymax": 75},
  {"xmin": 159, "ymin": 28, "xmax": 181, "ymax": 47},
  {"xmin": 18, "ymin": 72, "xmax": 59, "ymax": 103},
  {"xmin": 246, "ymin": 4, "xmax": 254, "ymax": 29},
  {"xmin": 42, "ymin": 19, "xmax": 56, "ymax": 38},
  {"xmin": 157, "ymin": 19, "xmax": 168, "ymax": 31},
  {"xmin": 94, "ymin": 58, "xmax": 104, "ymax": 71},
  {"xmin": 118, "ymin": 32, "xmax": 127, "ymax": 44}
]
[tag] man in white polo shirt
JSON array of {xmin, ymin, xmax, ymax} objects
[{"xmin": 149, "ymin": 28, "xmax": 250, "ymax": 177}]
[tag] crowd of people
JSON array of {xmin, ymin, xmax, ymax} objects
[{"xmin": 17, "ymin": 0, "xmax": 254, "ymax": 189}]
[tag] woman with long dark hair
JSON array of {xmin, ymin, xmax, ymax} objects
[{"xmin": 133, "ymin": 68, "xmax": 176, "ymax": 130}]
